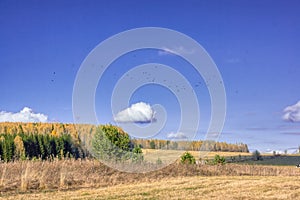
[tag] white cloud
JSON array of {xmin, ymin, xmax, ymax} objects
[
  {"xmin": 282, "ymin": 101, "xmax": 300, "ymax": 122},
  {"xmin": 0, "ymin": 107, "xmax": 48, "ymax": 123},
  {"xmin": 113, "ymin": 102, "xmax": 156, "ymax": 123},
  {"xmin": 158, "ymin": 46, "xmax": 195, "ymax": 56},
  {"xmin": 167, "ymin": 132, "xmax": 188, "ymax": 139}
]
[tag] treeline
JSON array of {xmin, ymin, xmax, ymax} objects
[
  {"xmin": 0, "ymin": 122, "xmax": 80, "ymax": 141},
  {"xmin": 0, "ymin": 122, "xmax": 249, "ymax": 162},
  {"xmin": 132, "ymin": 139, "xmax": 249, "ymax": 152},
  {"xmin": 0, "ymin": 133, "xmax": 83, "ymax": 162}
]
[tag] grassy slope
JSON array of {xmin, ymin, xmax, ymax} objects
[{"xmin": 4, "ymin": 176, "xmax": 300, "ymax": 200}]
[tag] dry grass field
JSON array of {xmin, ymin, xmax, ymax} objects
[
  {"xmin": 142, "ymin": 149, "xmax": 252, "ymax": 163},
  {"xmin": 2, "ymin": 176, "xmax": 300, "ymax": 200},
  {"xmin": 0, "ymin": 158, "xmax": 299, "ymax": 199},
  {"xmin": 143, "ymin": 149, "xmax": 300, "ymax": 166}
]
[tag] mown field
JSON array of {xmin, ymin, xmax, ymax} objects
[{"xmin": 4, "ymin": 176, "xmax": 300, "ymax": 200}]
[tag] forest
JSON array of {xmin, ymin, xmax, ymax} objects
[{"xmin": 0, "ymin": 122, "xmax": 248, "ymax": 161}]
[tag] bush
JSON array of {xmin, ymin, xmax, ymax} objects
[
  {"xmin": 180, "ymin": 152, "xmax": 196, "ymax": 164},
  {"xmin": 213, "ymin": 154, "xmax": 226, "ymax": 165},
  {"xmin": 132, "ymin": 145, "xmax": 144, "ymax": 163},
  {"xmin": 252, "ymin": 150, "xmax": 262, "ymax": 161},
  {"xmin": 156, "ymin": 157, "xmax": 162, "ymax": 165}
]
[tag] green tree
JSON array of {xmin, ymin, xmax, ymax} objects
[
  {"xmin": 166, "ymin": 140, "xmax": 170, "ymax": 150},
  {"xmin": 180, "ymin": 152, "xmax": 196, "ymax": 164},
  {"xmin": 92, "ymin": 125, "xmax": 131, "ymax": 162},
  {"xmin": 0, "ymin": 136, "xmax": 5, "ymax": 161},
  {"xmin": 149, "ymin": 140, "xmax": 156, "ymax": 149},
  {"xmin": 1, "ymin": 135, "xmax": 14, "ymax": 162},
  {"xmin": 23, "ymin": 134, "xmax": 39, "ymax": 159},
  {"xmin": 43, "ymin": 134, "xmax": 52, "ymax": 159},
  {"xmin": 132, "ymin": 145, "xmax": 144, "ymax": 163},
  {"xmin": 49, "ymin": 136, "xmax": 57, "ymax": 158},
  {"xmin": 37, "ymin": 134, "xmax": 45, "ymax": 159},
  {"xmin": 252, "ymin": 150, "xmax": 262, "ymax": 161}
]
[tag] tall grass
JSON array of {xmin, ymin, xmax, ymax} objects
[
  {"xmin": 0, "ymin": 163, "xmax": 7, "ymax": 187},
  {"xmin": 0, "ymin": 159, "xmax": 299, "ymax": 194}
]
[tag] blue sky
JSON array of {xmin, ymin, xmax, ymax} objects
[{"xmin": 1, "ymin": 0, "xmax": 300, "ymax": 152}]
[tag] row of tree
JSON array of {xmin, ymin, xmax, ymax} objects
[
  {"xmin": 0, "ymin": 133, "xmax": 83, "ymax": 162},
  {"xmin": 0, "ymin": 122, "xmax": 80, "ymax": 142},
  {"xmin": 132, "ymin": 139, "xmax": 249, "ymax": 152}
]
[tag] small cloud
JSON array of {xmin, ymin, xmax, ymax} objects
[
  {"xmin": 158, "ymin": 46, "xmax": 195, "ymax": 56},
  {"xmin": 114, "ymin": 102, "xmax": 156, "ymax": 123},
  {"xmin": 282, "ymin": 101, "xmax": 300, "ymax": 122},
  {"xmin": 0, "ymin": 107, "xmax": 48, "ymax": 122},
  {"xmin": 167, "ymin": 132, "xmax": 188, "ymax": 139}
]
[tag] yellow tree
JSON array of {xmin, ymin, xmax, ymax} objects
[
  {"xmin": 14, "ymin": 135, "xmax": 26, "ymax": 160},
  {"xmin": 51, "ymin": 130, "xmax": 59, "ymax": 137}
]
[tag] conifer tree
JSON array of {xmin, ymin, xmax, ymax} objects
[{"xmin": 14, "ymin": 135, "xmax": 26, "ymax": 160}]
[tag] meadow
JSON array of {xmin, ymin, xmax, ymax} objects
[
  {"xmin": 4, "ymin": 176, "xmax": 300, "ymax": 200},
  {"xmin": 0, "ymin": 152, "xmax": 299, "ymax": 199},
  {"xmin": 142, "ymin": 149, "xmax": 252, "ymax": 164},
  {"xmin": 143, "ymin": 149, "xmax": 300, "ymax": 166},
  {"xmin": 0, "ymin": 123, "xmax": 299, "ymax": 199}
]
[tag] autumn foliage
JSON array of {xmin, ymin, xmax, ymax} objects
[
  {"xmin": 132, "ymin": 139, "xmax": 249, "ymax": 152},
  {"xmin": 0, "ymin": 122, "xmax": 83, "ymax": 161},
  {"xmin": 0, "ymin": 122, "xmax": 249, "ymax": 162}
]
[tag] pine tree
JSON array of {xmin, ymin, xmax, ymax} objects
[
  {"xmin": 4, "ymin": 135, "xmax": 14, "ymax": 162},
  {"xmin": 149, "ymin": 140, "xmax": 156, "ymax": 149},
  {"xmin": 0, "ymin": 136, "xmax": 5, "ymax": 161},
  {"xmin": 37, "ymin": 134, "xmax": 45, "ymax": 159},
  {"xmin": 43, "ymin": 134, "xmax": 52, "ymax": 159}
]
